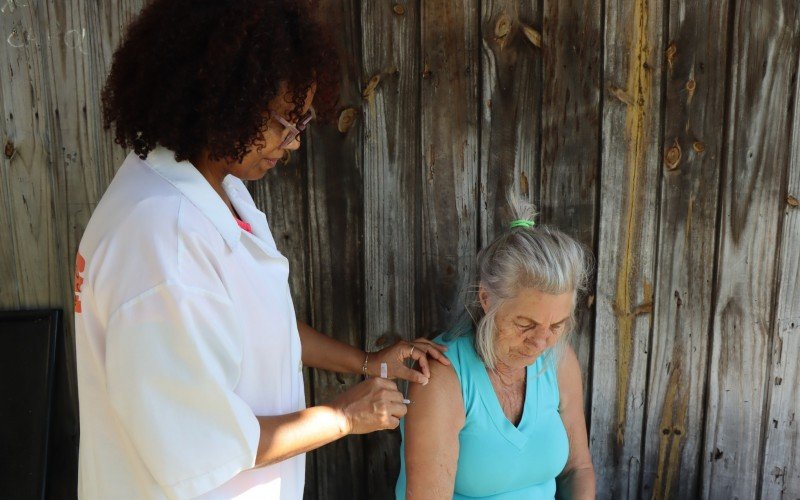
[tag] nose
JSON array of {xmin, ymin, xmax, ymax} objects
[{"xmin": 532, "ymin": 324, "xmax": 553, "ymax": 339}]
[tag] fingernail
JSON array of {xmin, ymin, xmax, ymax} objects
[{"xmin": 403, "ymin": 399, "xmax": 412, "ymax": 404}]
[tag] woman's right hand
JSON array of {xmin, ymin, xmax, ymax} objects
[{"xmin": 330, "ymin": 377, "xmax": 407, "ymax": 434}]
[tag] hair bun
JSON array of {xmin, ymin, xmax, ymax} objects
[{"xmin": 506, "ymin": 190, "xmax": 538, "ymax": 228}]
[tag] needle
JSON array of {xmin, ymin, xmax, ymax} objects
[{"xmin": 380, "ymin": 362, "xmax": 412, "ymax": 404}]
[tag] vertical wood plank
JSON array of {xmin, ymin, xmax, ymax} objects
[
  {"xmin": 91, "ymin": 0, "xmax": 142, "ymax": 188},
  {"xmin": 703, "ymin": 2, "xmax": 800, "ymax": 498},
  {"xmin": 590, "ymin": 0, "xmax": 665, "ymax": 497},
  {"xmin": 639, "ymin": 1, "xmax": 732, "ymax": 499},
  {"xmin": 0, "ymin": 0, "xmax": 61, "ymax": 308},
  {"xmin": 361, "ymin": 1, "xmax": 419, "ymax": 497},
  {"xmin": 479, "ymin": 1, "xmax": 540, "ymax": 245},
  {"xmin": 539, "ymin": 0, "xmax": 602, "ymax": 413},
  {"xmin": 0, "ymin": 66, "xmax": 18, "ymax": 307},
  {"xmin": 304, "ymin": 0, "xmax": 366, "ymax": 498},
  {"xmin": 420, "ymin": 0, "xmax": 479, "ymax": 336},
  {"xmin": 760, "ymin": 44, "xmax": 800, "ymax": 496}
]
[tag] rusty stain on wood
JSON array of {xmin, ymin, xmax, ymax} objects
[
  {"xmin": 788, "ymin": 195, "xmax": 799, "ymax": 207},
  {"xmin": 522, "ymin": 24, "xmax": 542, "ymax": 48},
  {"xmin": 652, "ymin": 365, "xmax": 689, "ymax": 499},
  {"xmin": 693, "ymin": 141, "xmax": 706, "ymax": 153},
  {"xmin": 392, "ymin": 3, "xmax": 405, "ymax": 16},
  {"xmin": 665, "ymin": 138, "xmax": 682, "ymax": 170},
  {"xmin": 337, "ymin": 107, "xmax": 358, "ymax": 133},
  {"xmin": 614, "ymin": 0, "xmax": 652, "ymax": 449}
]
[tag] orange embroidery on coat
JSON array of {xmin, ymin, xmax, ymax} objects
[{"xmin": 74, "ymin": 253, "xmax": 85, "ymax": 313}]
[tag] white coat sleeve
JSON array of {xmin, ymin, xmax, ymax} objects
[{"xmin": 105, "ymin": 281, "xmax": 260, "ymax": 499}]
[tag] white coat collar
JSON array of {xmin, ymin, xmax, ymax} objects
[{"xmin": 143, "ymin": 146, "xmax": 242, "ymax": 250}]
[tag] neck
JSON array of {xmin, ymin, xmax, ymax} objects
[
  {"xmin": 193, "ymin": 153, "xmax": 234, "ymax": 214},
  {"xmin": 491, "ymin": 360, "xmax": 526, "ymax": 386}
]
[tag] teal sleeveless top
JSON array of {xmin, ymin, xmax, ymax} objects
[{"xmin": 395, "ymin": 332, "xmax": 569, "ymax": 499}]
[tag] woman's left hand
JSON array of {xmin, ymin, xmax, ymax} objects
[{"xmin": 369, "ymin": 337, "xmax": 450, "ymax": 385}]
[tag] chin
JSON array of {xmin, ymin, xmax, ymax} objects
[{"xmin": 518, "ymin": 351, "xmax": 543, "ymax": 366}]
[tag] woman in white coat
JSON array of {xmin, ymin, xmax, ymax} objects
[{"xmin": 74, "ymin": 1, "xmax": 447, "ymax": 498}]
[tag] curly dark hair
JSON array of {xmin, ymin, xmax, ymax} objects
[{"xmin": 102, "ymin": 0, "xmax": 340, "ymax": 163}]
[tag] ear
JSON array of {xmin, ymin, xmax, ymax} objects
[{"xmin": 478, "ymin": 283, "xmax": 491, "ymax": 314}]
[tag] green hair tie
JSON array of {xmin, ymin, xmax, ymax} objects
[{"xmin": 509, "ymin": 219, "xmax": 535, "ymax": 229}]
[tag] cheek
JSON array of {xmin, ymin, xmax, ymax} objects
[
  {"xmin": 497, "ymin": 329, "xmax": 527, "ymax": 352},
  {"xmin": 264, "ymin": 126, "xmax": 288, "ymax": 150}
]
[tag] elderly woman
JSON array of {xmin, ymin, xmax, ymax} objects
[
  {"xmin": 74, "ymin": 1, "xmax": 447, "ymax": 498},
  {"xmin": 396, "ymin": 198, "xmax": 595, "ymax": 499}
]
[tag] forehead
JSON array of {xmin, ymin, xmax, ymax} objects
[{"xmin": 500, "ymin": 288, "xmax": 574, "ymax": 322}]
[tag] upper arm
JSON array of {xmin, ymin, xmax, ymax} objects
[
  {"xmin": 557, "ymin": 344, "xmax": 593, "ymax": 475},
  {"xmin": 403, "ymin": 359, "xmax": 465, "ymax": 499},
  {"xmin": 106, "ymin": 282, "xmax": 259, "ymax": 497}
]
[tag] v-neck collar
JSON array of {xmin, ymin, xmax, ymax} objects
[{"xmin": 468, "ymin": 340, "xmax": 544, "ymax": 450}]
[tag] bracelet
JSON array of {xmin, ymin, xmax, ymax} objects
[{"xmin": 361, "ymin": 352, "xmax": 369, "ymax": 377}]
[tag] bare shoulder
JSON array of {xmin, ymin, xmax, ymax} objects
[
  {"xmin": 557, "ymin": 343, "xmax": 584, "ymax": 406},
  {"xmin": 407, "ymin": 353, "xmax": 464, "ymax": 425}
]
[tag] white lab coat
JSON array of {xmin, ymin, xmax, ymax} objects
[{"xmin": 75, "ymin": 147, "xmax": 305, "ymax": 499}]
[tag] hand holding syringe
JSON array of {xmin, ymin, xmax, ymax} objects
[{"xmin": 381, "ymin": 362, "xmax": 412, "ymax": 405}]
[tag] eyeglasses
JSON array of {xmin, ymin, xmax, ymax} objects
[{"xmin": 270, "ymin": 108, "xmax": 315, "ymax": 149}]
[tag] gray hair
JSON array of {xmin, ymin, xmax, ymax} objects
[{"xmin": 452, "ymin": 193, "xmax": 591, "ymax": 371}]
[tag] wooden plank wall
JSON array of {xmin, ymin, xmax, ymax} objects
[{"xmin": 1, "ymin": 0, "xmax": 799, "ymax": 498}]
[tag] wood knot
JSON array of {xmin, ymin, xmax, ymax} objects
[
  {"xmin": 422, "ymin": 62, "xmax": 431, "ymax": 79},
  {"xmin": 665, "ymin": 41, "xmax": 677, "ymax": 69},
  {"xmin": 522, "ymin": 24, "xmax": 542, "ymax": 48},
  {"xmin": 686, "ymin": 79, "xmax": 696, "ymax": 103},
  {"xmin": 392, "ymin": 3, "xmax": 405, "ymax": 16},
  {"xmin": 4, "ymin": 139, "xmax": 14, "ymax": 159},
  {"xmin": 664, "ymin": 138, "xmax": 682, "ymax": 170},
  {"xmin": 788, "ymin": 195, "xmax": 799, "ymax": 207},
  {"xmin": 337, "ymin": 107, "xmax": 358, "ymax": 133},
  {"xmin": 692, "ymin": 141, "xmax": 706, "ymax": 153},
  {"xmin": 494, "ymin": 13, "xmax": 512, "ymax": 49},
  {"xmin": 362, "ymin": 74, "xmax": 381, "ymax": 101}
]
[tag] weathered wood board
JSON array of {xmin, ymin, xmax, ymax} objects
[{"xmin": 1, "ymin": 1, "xmax": 799, "ymax": 499}]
